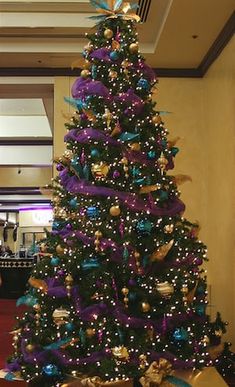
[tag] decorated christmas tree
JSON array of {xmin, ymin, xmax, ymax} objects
[{"xmin": 6, "ymin": 1, "xmax": 233, "ymax": 386}]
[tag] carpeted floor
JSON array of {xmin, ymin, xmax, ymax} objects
[{"xmin": 0, "ymin": 299, "xmax": 27, "ymax": 386}]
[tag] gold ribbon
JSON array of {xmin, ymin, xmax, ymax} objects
[
  {"xmin": 94, "ymin": 1, "xmax": 140, "ymax": 22},
  {"xmin": 139, "ymin": 359, "xmax": 172, "ymax": 387}
]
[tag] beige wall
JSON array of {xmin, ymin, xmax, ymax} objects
[
  {"xmin": 53, "ymin": 36, "xmax": 235, "ymax": 343},
  {"xmin": 0, "ymin": 167, "xmax": 52, "ymax": 187}
]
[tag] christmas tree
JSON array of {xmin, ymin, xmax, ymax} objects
[{"xmin": 7, "ymin": 1, "xmax": 232, "ymax": 386}]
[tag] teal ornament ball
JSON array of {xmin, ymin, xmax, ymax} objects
[
  {"xmin": 52, "ymin": 221, "xmax": 61, "ymax": 230},
  {"xmin": 136, "ymin": 219, "xmax": 152, "ymax": 235},
  {"xmin": 69, "ymin": 198, "xmax": 78, "ymax": 208},
  {"xmin": 110, "ymin": 51, "xmax": 119, "ymax": 61},
  {"xmin": 159, "ymin": 190, "xmax": 168, "ymax": 201},
  {"xmin": 86, "ymin": 206, "xmax": 99, "ymax": 219},
  {"xmin": 65, "ymin": 322, "xmax": 74, "ymax": 331},
  {"xmin": 195, "ymin": 304, "xmax": 206, "ymax": 316},
  {"xmin": 91, "ymin": 148, "xmax": 100, "ymax": 157},
  {"xmin": 51, "ymin": 257, "xmax": 60, "ymax": 266},
  {"xmin": 173, "ymin": 328, "xmax": 188, "ymax": 341},
  {"xmin": 42, "ymin": 364, "xmax": 60, "ymax": 377}
]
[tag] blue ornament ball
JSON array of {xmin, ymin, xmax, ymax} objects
[
  {"xmin": 137, "ymin": 78, "xmax": 150, "ymax": 90},
  {"xmin": 42, "ymin": 364, "xmax": 60, "ymax": 377},
  {"xmin": 91, "ymin": 148, "xmax": 100, "ymax": 157},
  {"xmin": 86, "ymin": 206, "xmax": 99, "ymax": 219},
  {"xmin": 173, "ymin": 328, "xmax": 188, "ymax": 341},
  {"xmin": 159, "ymin": 190, "xmax": 168, "ymax": 201},
  {"xmin": 110, "ymin": 51, "xmax": 119, "ymax": 61},
  {"xmin": 136, "ymin": 219, "xmax": 152, "ymax": 235},
  {"xmin": 69, "ymin": 198, "xmax": 78, "ymax": 209},
  {"xmin": 51, "ymin": 257, "xmax": 60, "ymax": 266},
  {"xmin": 171, "ymin": 147, "xmax": 179, "ymax": 156}
]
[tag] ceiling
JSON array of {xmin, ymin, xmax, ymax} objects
[
  {"xmin": 0, "ymin": 0, "xmax": 234, "ymax": 70},
  {"xmin": 0, "ymin": 0, "xmax": 234, "ymax": 214}
]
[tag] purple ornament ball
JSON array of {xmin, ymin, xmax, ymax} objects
[
  {"xmin": 66, "ymin": 223, "xmax": 73, "ymax": 231},
  {"xmin": 128, "ymin": 279, "xmax": 136, "ymax": 286},
  {"xmin": 80, "ymin": 113, "xmax": 88, "ymax": 120},
  {"xmin": 57, "ymin": 269, "xmax": 66, "ymax": 276},
  {"xmin": 56, "ymin": 163, "xmax": 64, "ymax": 172},
  {"xmin": 113, "ymin": 170, "xmax": 120, "ymax": 179},
  {"xmin": 194, "ymin": 257, "xmax": 203, "ymax": 266}
]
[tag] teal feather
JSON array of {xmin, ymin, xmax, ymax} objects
[
  {"xmin": 4, "ymin": 373, "xmax": 15, "ymax": 381},
  {"xmin": 43, "ymin": 338, "xmax": 71, "ymax": 350},
  {"xmin": 114, "ymin": 0, "xmax": 123, "ymax": 10},
  {"xmin": 90, "ymin": 0, "xmax": 110, "ymax": 10},
  {"xmin": 16, "ymin": 294, "xmax": 38, "ymax": 307}
]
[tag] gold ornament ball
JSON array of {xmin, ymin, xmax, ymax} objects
[
  {"xmin": 26, "ymin": 344, "xmax": 35, "ymax": 353},
  {"xmin": 109, "ymin": 205, "xmax": 121, "ymax": 217},
  {"xmin": 141, "ymin": 301, "xmax": 151, "ymax": 313},
  {"xmin": 129, "ymin": 42, "xmax": 139, "ymax": 54},
  {"xmin": 109, "ymin": 70, "xmax": 118, "ymax": 79},
  {"xmin": 86, "ymin": 328, "xmax": 96, "ymax": 338},
  {"xmin": 104, "ymin": 28, "xmax": 114, "ymax": 39},
  {"xmin": 56, "ymin": 244, "xmax": 65, "ymax": 255},
  {"xmin": 152, "ymin": 115, "xmax": 162, "ymax": 125},
  {"xmin": 80, "ymin": 69, "xmax": 90, "ymax": 78}
]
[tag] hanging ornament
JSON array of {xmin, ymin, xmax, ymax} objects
[
  {"xmin": 110, "ymin": 121, "xmax": 122, "ymax": 137},
  {"xmin": 42, "ymin": 364, "xmax": 61, "ymax": 377},
  {"xmin": 112, "ymin": 346, "xmax": 129, "ymax": 361},
  {"xmin": 121, "ymin": 287, "xmax": 129, "ymax": 308},
  {"xmin": 52, "ymin": 308, "xmax": 70, "ymax": 326},
  {"xmin": 56, "ymin": 244, "xmax": 65, "ymax": 256},
  {"xmin": 112, "ymin": 40, "xmax": 121, "ymax": 50},
  {"xmin": 129, "ymin": 42, "xmax": 139, "ymax": 53},
  {"xmin": 51, "ymin": 257, "xmax": 60, "ymax": 266},
  {"xmin": 181, "ymin": 285, "xmax": 189, "ymax": 303},
  {"xmin": 134, "ymin": 251, "xmax": 141, "ymax": 274},
  {"xmin": 120, "ymin": 157, "xmax": 129, "ymax": 178},
  {"xmin": 157, "ymin": 152, "xmax": 168, "ymax": 174},
  {"xmin": 156, "ymin": 282, "xmax": 174, "ymax": 298},
  {"xmin": 86, "ymin": 206, "xmax": 100, "ymax": 219},
  {"xmin": 195, "ymin": 303, "xmax": 206, "ymax": 316},
  {"xmin": 86, "ymin": 328, "xmax": 96, "ymax": 338},
  {"xmin": 139, "ymin": 354, "xmax": 148, "ymax": 370},
  {"xmin": 137, "ymin": 78, "xmax": 150, "ymax": 90},
  {"xmin": 123, "ymin": 246, "xmax": 129, "ymax": 261},
  {"xmin": 83, "ymin": 59, "xmax": 91, "ymax": 69},
  {"xmin": 80, "ymin": 69, "xmax": 90, "ymax": 78},
  {"xmin": 150, "ymin": 239, "xmax": 174, "ymax": 262},
  {"xmin": 33, "ymin": 303, "xmax": 41, "ymax": 327},
  {"xmin": 164, "ymin": 224, "xmax": 174, "ymax": 233},
  {"xmin": 130, "ymin": 142, "xmax": 141, "ymax": 151},
  {"xmin": 104, "ymin": 28, "xmax": 113, "ymax": 39},
  {"xmin": 102, "ymin": 108, "xmax": 113, "ymax": 128},
  {"xmin": 91, "ymin": 162, "xmax": 110, "ymax": 179},
  {"xmin": 109, "ymin": 69, "xmax": 118, "ymax": 79},
  {"xmin": 69, "ymin": 198, "xmax": 78, "ymax": 209},
  {"xmin": 141, "ymin": 301, "xmax": 151, "ymax": 313},
  {"xmin": 94, "ymin": 230, "xmax": 102, "ymax": 252},
  {"xmin": 109, "ymin": 205, "xmax": 121, "ymax": 216},
  {"xmin": 25, "ymin": 344, "xmax": 36, "ymax": 353},
  {"xmin": 186, "ymin": 281, "xmax": 199, "ymax": 304},
  {"xmin": 81, "ymin": 257, "xmax": 100, "ymax": 270},
  {"xmin": 173, "ymin": 328, "xmax": 189, "ymax": 341},
  {"xmin": 136, "ymin": 219, "xmax": 152, "ymax": 235},
  {"xmin": 152, "ymin": 114, "xmax": 162, "ymax": 125},
  {"xmin": 91, "ymin": 64, "xmax": 97, "ymax": 79},
  {"xmin": 110, "ymin": 50, "xmax": 120, "ymax": 61},
  {"xmin": 65, "ymin": 274, "xmax": 74, "ymax": 297},
  {"xmin": 91, "ymin": 148, "xmax": 100, "ymax": 158},
  {"xmin": 113, "ymin": 170, "xmax": 120, "ymax": 179}
]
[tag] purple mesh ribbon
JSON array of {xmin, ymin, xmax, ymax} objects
[
  {"xmin": 71, "ymin": 77, "xmax": 111, "ymax": 100},
  {"xmin": 64, "ymin": 128, "xmax": 119, "ymax": 146},
  {"xmin": 59, "ymin": 172, "xmax": 185, "ymax": 217}
]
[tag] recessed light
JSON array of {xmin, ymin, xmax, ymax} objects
[{"xmin": 192, "ymin": 35, "xmax": 198, "ymax": 39}]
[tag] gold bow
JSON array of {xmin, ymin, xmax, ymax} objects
[
  {"xmin": 92, "ymin": 1, "xmax": 140, "ymax": 22},
  {"xmin": 139, "ymin": 359, "xmax": 172, "ymax": 387}
]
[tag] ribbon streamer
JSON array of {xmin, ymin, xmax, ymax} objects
[{"xmin": 89, "ymin": 0, "xmax": 140, "ymax": 22}]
